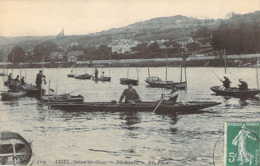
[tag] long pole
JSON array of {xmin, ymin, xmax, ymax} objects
[
  {"xmin": 165, "ymin": 50, "xmax": 168, "ymax": 81},
  {"xmin": 147, "ymin": 67, "xmax": 150, "ymax": 77},
  {"xmin": 224, "ymin": 49, "xmax": 227, "ymax": 74},
  {"xmin": 256, "ymin": 57, "xmax": 259, "ymax": 89}
]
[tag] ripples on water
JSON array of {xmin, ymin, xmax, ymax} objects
[{"xmin": 0, "ymin": 67, "xmax": 260, "ymax": 166}]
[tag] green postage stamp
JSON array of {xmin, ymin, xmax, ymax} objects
[{"xmin": 225, "ymin": 122, "xmax": 260, "ymax": 166}]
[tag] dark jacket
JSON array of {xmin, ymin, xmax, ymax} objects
[{"xmin": 119, "ymin": 88, "xmax": 140, "ymax": 103}]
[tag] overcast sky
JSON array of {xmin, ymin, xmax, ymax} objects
[{"xmin": 0, "ymin": 0, "xmax": 259, "ymax": 36}]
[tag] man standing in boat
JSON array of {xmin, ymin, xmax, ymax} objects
[
  {"xmin": 221, "ymin": 76, "xmax": 231, "ymax": 89},
  {"xmin": 36, "ymin": 70, "xmax": 46, "ymax": 89},
  {"xmin": 119, "ymin": 84, "xmax": 141, "ymax": 104}
]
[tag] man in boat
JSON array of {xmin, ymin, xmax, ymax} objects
[
  {"xmin": 21, "ymin": 76, "xmax": 26, "ymax": 85},
  {"xmin": 36, "ymin": 70, "xmax": 46, "ymax": 89},
  {"xmin": 238, "ymin": 79, "xmax": 248, "ymax": 90},
  {"xmin": 119, "ymin": 84, "xmax": 141, "ymax": 104},
  {"xmin": 221, "ymin": 76, "xmax": 231, "ymax": 89},
  {"xmin": 94, "ymin": 68, "xmax": 99, "ymax": 80}
]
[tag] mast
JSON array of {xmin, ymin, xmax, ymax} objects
[
  {"xmin": 256, "ymin": 57, "xmax": 259, "ymax": 89},
  {"xmin": 223, "ymin": 49, "xmax": 227, "ymax": 74},
  {"xmin": 165, "ymin": 49, "xmax": 168, "ymax": 81}
]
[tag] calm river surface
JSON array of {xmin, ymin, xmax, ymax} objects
[{"xmin": 1, "ymin": 67, "xmax": 260, "ymax": 166}]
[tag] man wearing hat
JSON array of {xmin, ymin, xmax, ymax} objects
[
  {"xmin": 35, "ymin": 70, "xmax": 46, "ymax": 89},
  {"xmin": 222, "ymin": 76, "xmax": 231, "ymax": 89},
  {"xmin": 119, "ymin": 84, "xmax": 141, "ymax": 104},
  {"xmin": 238, "ymin": 79, "xmax": 248, "ymax": 90}
]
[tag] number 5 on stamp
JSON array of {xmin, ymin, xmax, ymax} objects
[{"xmin": 225, "ymin": 122, "xmax": 260, "ymax": 166}]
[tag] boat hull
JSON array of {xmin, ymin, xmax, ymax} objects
[
  {"xmin": 94, "ymin": 77, "xmax": 111, "ymax": 82},
  {"xmin": 1, "ymin": 90, "xmax": 27, "ymax": 101},
  {"xmin": 210, "ymin": 86, "xmax": 260, "ymax": 98},
  {"xmin": 146, "ymin": 80, "xmax": 187, "ymax": 89},
  {"xmin": 49, "ymin": 101, "xmax": 220, "ymax": 114},
  {"xmin": 120, "ymin": 78, "xmax": 138, "ymax": 86},
  {"xmin": 74, "ymin": 74, "xmax": 92, "ymax": 80},
  {"xmin": 41, "ymin": 94, "xmax": 84, "ymax": 103}
]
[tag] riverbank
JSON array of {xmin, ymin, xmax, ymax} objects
[{"xmin": 0, "ymin": 53, "xmax": 259, "ymax": 69}]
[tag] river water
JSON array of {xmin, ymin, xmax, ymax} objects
[{"xmin": 0, "ymin": 67, "xmax": 260, "ymax": 166}]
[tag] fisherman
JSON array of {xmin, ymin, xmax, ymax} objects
[
  {"xmin": 221, "ymin": 76, "xmax": 231, "ymax": 89},
  {"xmin": 21, "ymin": 76, "xmax": 25, "ymax": 85},
  {"xmin": 7, "ymin": 73, "xmax": 12, "ymax": 82},
  {"xmin": 119, "ymin": 84, "xmax": 141, "ymax": 104},
  {"xmin": 94, "ymin": 68, "xmax": 99, "ymax": 80},
  {"xmin": 36, "ymin": 70, "xmax": 46, "ymax": 89},
  {"xmin": 238, "ymin": 79, "xmax": 248, "ymax": 90}
]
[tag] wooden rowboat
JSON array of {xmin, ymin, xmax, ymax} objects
[
  {"xmin": 210, "ymin": 86, "xmax": 260, "ymax": 99},
  {"xmin": 1, "ymin": 90, "xmax": 27, "ymax": 101},
  {"xmin": 49, "ymin": 100, "xmax": 220, "ymax": 114},
  {"xmin": 120, "ymin": 78, "xmax": 138, "ymax": 86},
  {"xmin": 145, "ymin": 77, "xmax": 187, "ymax": 89},
  {"xmin": 0, "ymin": 131, "xmax": 32, "ymax": 166},
  {"xmin": 41, "ymin": 94, "xmax": 84, "ymax": 103}
]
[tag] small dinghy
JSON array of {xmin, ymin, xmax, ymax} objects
[
  {"xmin": 1, "ymin": 90, "xmax": 27, "ymax": 101},
  {"xmin": 0, "ymin": 131, "xmax": 32, "ymax": 166},
  {"xmin": 49, "ymin": 100, "xmax": 220, "ymax": 114},
  {"xmin": 210, "ymin": 86, "xmax": 260, "ymax": 99},
  {"xmin": 94, "ymin": 76, "xmax": 111, "ymax": 82},
  {"xmin": 41, "ymin": 94, "xmax": 84, "ymax": 103},
  {"xmin": 67, "ymin": 74, "xmax": 74, "ymax": 78},
  {"xmin": 120, "ymin": 78, "xmax": 138, "ymax": 86},
  {"xmin": 145, "ymin": 76, "xmax": 187, "ymax": 89},
  {"xmin": 74, "ymin": 74, "xmax": 92, "ymax": 80}
]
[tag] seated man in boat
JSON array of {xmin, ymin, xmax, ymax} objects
[
  {"xmin": 221, "ymin": 76, "xmax": 231, "ymax": 89},
  {"xmin": 238, "ymin": 79, "xmax": 248, "ymax": 90},
  {"xmin": 21, "ymin": 76, "xmax": 26, "ymax": 85},
  {"xmin": 119, "ymin": 84, "xmax": 141, "ymax": 104}
]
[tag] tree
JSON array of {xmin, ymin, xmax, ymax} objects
[{"xmin": 8, "ymin": 46, "xmax": 25, "ymax": 63}]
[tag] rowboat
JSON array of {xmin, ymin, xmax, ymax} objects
[
  {"xmin": 41, "ymin": 94, "xmax": 84, "ymax": 103},
  {"xmin": 21, "ymin": 84, "xmax": 45, "ymax": 97},
  {"xmin": 0, "ymin": 73, "xmax": 6, "ymax": 76},
  {"xmin": 74, "ymin": 74, "xmax": 92, "ymax": 80},
  {"xmin": 49, "ymin": 100, "xmax": 220, "ymax": 114},
  {"xmin": 94, "ymin": 76, "xmax": 111, "ymax": 82},
  {"xmin": 210, "ymin": 86, "xmax": 260, "ymax": 98},
  {"xmin": 120, "ymin": 78, "xmax": 138, "ymax": 86},
  {"xmin": 67, "ymin": 74, "xmax": 74, "ymax": 78},
  {"xmin": 0, "ymin": 131, "xmax": 32, "ymax": 166},
  {"xmin": 1, "ymin": 90, "xmax": 27, "ymax": 101},
  {"xmin": 145, "ymin": 76, "xmax": 187, "ymax": 89}
]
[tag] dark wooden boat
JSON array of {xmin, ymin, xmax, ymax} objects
[
  {"xmin": 67, "ymin": 74, "xmax": 74, "ymax": 78},
  {"xmin": 210, "ymin": 86, "xmax": 260, "ymax": 98},
  {"xmin": 0, "ymin": 73, "xmax": 6, "ymax": 76},
  {"xmin": 74, "ymin": 74, "xmax": 92, "ymax": 80},
  {"xmin": 94, "ymin": 76, "xmax": 111, "ymax": 82},
  {"xmin": 145, "ymin": 76, "xmax": 187, "ymax": 89},
  {"xmin": 21, "ymin": 84, "xmax": 45, "ymax": 97},
  {"xmin": 0, "ymin": 131, "xmax": 32, "ymax": 166},
  {"xmin": 120, "ymin": 78, "xmax": 138, "ymax": 86},
  {"xmin": 1, "ymin": 90, "xmax": 27, "ymax": 101},
  {"xmin": 49, "ymin": 100, "xmax": 220, "ymax": 114},
  {"xmin": 41, "ymin": 94, "xmax": 84, "ymax": 103}
]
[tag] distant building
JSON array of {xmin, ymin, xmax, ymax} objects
[
  {"xmin": 66, "ymin": 50, "xmax": 84, "ymax": 62},
  {"xmin": 109, "ymin": 39, "xmax": 140, "ymax": 54},
  {"xmin": 49, "ymin": 51, "xmax": 64, "ymax": 61}
]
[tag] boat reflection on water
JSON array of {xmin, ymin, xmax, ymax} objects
[{"xmin": 119, "ymin": 112, "xmax": 141, "ymax": 130}]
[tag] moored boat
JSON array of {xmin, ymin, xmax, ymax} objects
[
  {"xmin": 67, "ymin": 74, "xmax": 74, "ymax": 78},
  {"xmin": 145, "ymin": 76, "xmax": 187, "ymax": 89},
  {"xmin": 49, "ymin": 100, "xmax": 220, "ymax": 114},
  {"xmin": 120, "ymin": 78, "xmax": 138, "ymax": 86},
  {"xmin": 210, "ymin": 86, "xmax": 260, "ymax": 98},
  {"xmin": 74, "ymin": 73, "xmax": 92, "ymax": 80},
  {"xmin": 94, "ymin": 76, "xmax": 111, "ymax": 82},
  {"xmin": 41, "ymin": 94, "xmax": 84, "ymax": 103},
  {"xmin": 0, "ymin": 131, "xmax": 32, "ymax": 166},
  {"xmin": 1, "ymin": 90, "xmax": 27, "ymax": 101},
  {"xmin": 21, "ymin": 84, "xmax": 45, "ymax": 97}
]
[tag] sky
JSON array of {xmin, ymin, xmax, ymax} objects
[{"xmin": 0, "ymin": 0, "xmax": 259, "ymax": 36}]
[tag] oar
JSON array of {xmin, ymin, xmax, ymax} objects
[{"xmin": 152, "ymin": 98, "xmax": 164, "ymax": 113}]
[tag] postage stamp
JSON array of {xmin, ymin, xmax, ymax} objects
[{"xmin": 225, "ymin": 122, "xmax": 260, "ymax": 166}]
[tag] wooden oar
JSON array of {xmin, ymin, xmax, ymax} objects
[{"xmin": 152, "ymin": 98, "xmax": 164, "ymax": 113}]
